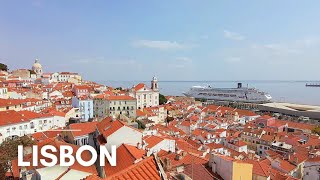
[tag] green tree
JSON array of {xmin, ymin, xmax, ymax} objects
[
  {"xmin": 312, "ymin": 126, "xmax": 320, "ymax": 135},
  {"xmin": 136, "ymin": 120, "xmax": 146, "ymax": 129},
  {"xmin": 0, "ymin": 63, "xmax": 8, "ymax": 71},
  {"xmin": 0, "ymin": 136, "xmax": 35, "ymax": 178},
  {"xmin": 159, "ymin": 94, "xmax": 167, "ymax": 105}
]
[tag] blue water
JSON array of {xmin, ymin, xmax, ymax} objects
[{"xmin": 99, "ymin": 81, "xmax": 320, "ymax": 106}]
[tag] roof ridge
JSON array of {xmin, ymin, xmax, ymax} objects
[
  {"xmin": 122, "ymin": 144, "xmax": 138, "ymax": 160},
  {"xmin": 105, "ymin": 156, "xmax": 156, "ymax": 179}
]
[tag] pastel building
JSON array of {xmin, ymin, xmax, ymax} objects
[
  {"xmin": 0, "ymin": 85, "xmax": 8, "ymax": 99},
  {"xmin": 72, "ymin": 96, "xmax": 93, "ymax": 122},
  {"xmin": 128, "ymin": 76, "xmax": 159, "ymax": 109},
  {"xmin": 209, "ymin": 153, "xmax": 253, "ymax": 180},
  {"xmin": 0, "ymin": 110, "xmax": 66, "ymax": 143},
  {"xmin": 93, "ymin": 95, "xmax": 137, "ymax": 119}
]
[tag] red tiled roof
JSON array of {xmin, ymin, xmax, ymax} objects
[
  {"xmin": 183, "ymin": 164, "xmax": 215, "ymax": 180},
  {"xmin": 31, "ymin": 129, "xmax": 62, "ymax": 142},
  {"xmin": 97, "ymin": 119, "xmax": 140, "ymax": 139},
  {"xmin": 282, "ymin": 120, "xmax": 316, "ymax": 131},
  {"xmin": 105, "ymin": 95, "xmax": 136, "ymax": 101},
  {"xmin": 276, "ymin": 158, "xmax": 297, "ymax": 172},
  {"xmin": 244, "ymin": 159, "xmax": 270, "ymax": 177},
  {"xmin": 106, "ymin": 156, "xmax": 160, "ymax": 180},
  {"xmin": 69, "ymin": 121, "xmax": 98, "ymax": 137},
  {"xmin": 0, "ymin": 98, "xmax": 24, "ymax": 107},
  {"xmin": 136, "ymin": 109, "xmax": 147, "ymax": 117},
  {"xmin": 104, "ymin": 144, "xmax": 146, "ymax": 176},
  {"xmin": 0, "ymin": 110, "xmax": 30, "ymax": 126},
  {"xmin": 160, "ymin": 153, "xmax": 208, "ymax": 168},
  {"xmin": 144, "ymin": 135, "xmax": 164, "ymax": 148},
  {"xmin": 134, "ymin": 83, "xmax": 145, "ymax": 91}
]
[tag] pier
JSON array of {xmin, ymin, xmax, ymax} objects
[{"xmin": 306, "ymin": 83, "xmax": 320, "ymax": 87}]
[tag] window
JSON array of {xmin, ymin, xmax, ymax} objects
[
  {"xmin": 30, "ymin": 122, "xmax": 35, "ymax": 129},
  {"xmin": 144, "ymin": 94, "xmax": 146, "ymax": 99}
]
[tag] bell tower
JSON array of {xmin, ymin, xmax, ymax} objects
[{"xmin": 151, "ymin": 76, "xmax": 158, "ymax": 91}]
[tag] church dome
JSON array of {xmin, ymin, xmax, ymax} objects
[
  {"xmin": 32, "ymin": 59, "xmax": 42, "ymax": 69},
  {"xmin": 152, "ymin": 76, "xmax": 158, "ymax": 81}
]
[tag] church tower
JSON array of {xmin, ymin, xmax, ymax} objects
[
  {"xmin": 151, "ymin": 76, "xmax": 158, "ymax": 91},
  {"xmin": 32, "ymin": 59, "xmax": 43, "ymax": 77}
]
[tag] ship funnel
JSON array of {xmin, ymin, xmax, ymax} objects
[{"xmin": 237, "ymin": 83, "xmax": 242, "ymax": 88}]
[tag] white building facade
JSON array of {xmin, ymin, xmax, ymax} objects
[{"xmin": 128, "ymin": 77, "xmax": 159, "ymax": 109}]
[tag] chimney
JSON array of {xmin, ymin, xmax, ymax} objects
[
  {"xmin": 137, "ymin": 142, "xmax": 142, "ymax": 149},
  {"xmin": 181, "ymin": 151, "xmax": 188, "ymax": 157},
  {"xmin": 163, "ymin": 158, "xmax": 172, "ymax": 171},
  {"xmin": 175, "ymin": 154, "xmax": 182, "ymax": 160}
]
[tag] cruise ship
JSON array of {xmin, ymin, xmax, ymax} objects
[{"xmin": 183, "ymin": 83, "xmax": 272, "ymax": 103}]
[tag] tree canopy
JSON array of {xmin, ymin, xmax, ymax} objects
[
  {"xmin": 0, "ymin": 63, "xmax": 8, "ymax": 71},
  {"xmin": 0, "ymin": 136, "xmax": 35, "ymax": 178},
  {"xmin": 136, "ymin": 120, "xmax": 146, "ymax": 129},
  {"xmin": 312, "ymin": 126, "xmax": 320, "ymax": 135},
  {"xmin": 159, "ymin": 94, "xmax": 167, "ymax": 105}
]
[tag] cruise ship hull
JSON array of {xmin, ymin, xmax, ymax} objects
[{"xmin": 183, "ymin": 84, "xmax": 272, "ymax": 103}]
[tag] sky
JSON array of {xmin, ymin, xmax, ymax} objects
[{"xmin": 1, "ymin": 0, "xmax": 320, "ymax": 81}]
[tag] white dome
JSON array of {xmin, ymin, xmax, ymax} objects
[
  {"xmin": 152, "ymin": 76, "xmax": 158, "ymax": 81},
  {"xmin": 32, "ymin": 59, "xmax": 42, "ymax": 69}
]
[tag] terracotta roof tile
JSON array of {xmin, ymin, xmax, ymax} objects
[
  {"xmin": 105, "ymin": 95, "xmax": 136, "ymax": 101},
  {"xmin": 134, "ymin": 83, "xmax": 145, "ymax": 91},
  {"xmin": 183, "ymin": 164, "xmax": 214, "ymax": 180},
  {"xmin": 144, "ymin": 135, "xmax": 164, "ymax": 148},
  {"xmin": 104, "ymin": 144, "xmax": 146, "ymax": 176},
  {"xmin": 106, "ymin": 156, "xmax": 160, "ymax": 180},
  {"xmin": 69, "ymin": 121, "xmax": 98, "ymax": 137}
]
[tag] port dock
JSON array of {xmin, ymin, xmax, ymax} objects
[{"xmin": 306, "ymin": 83, "xmax": 320, "ymax": 87}]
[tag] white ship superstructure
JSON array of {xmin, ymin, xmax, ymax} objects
[{"xmin": 183, "ymin": 83, "xmax": 272, "ymax": 103}]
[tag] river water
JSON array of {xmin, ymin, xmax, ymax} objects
[{"xmin": 99, "ymin": 81, "xmax": 320, "ymax": 106}]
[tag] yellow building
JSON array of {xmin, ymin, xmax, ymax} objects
[
  {"xmin": 210, "ymin": 153, "xmax": 253, "ymax": 180},
  {"xmin": 233, "ymin": 161, "xmax": 253, "ymax": 180}
]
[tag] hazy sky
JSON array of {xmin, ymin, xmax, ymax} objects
[{"xmin": 1, "ymin": 1, "xmax": 320, "ymax": 81}]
